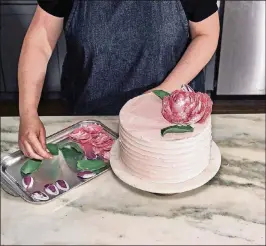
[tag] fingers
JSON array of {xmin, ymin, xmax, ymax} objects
[
  {"xmin": 23, "ymin": 141, "xmax": 44, "ymax": 160},
  {"xmin": 18, "ymin": 116, "xmax": 53, "ymax": 160},
  {"xmin": 144, "ymin": 89, "xmax": 153, "ymax": 94},
  {"xmin": 19, "ymin": 131, "xmax": 52, "ymax": 159},
  {"xmin": 27, "ymin": 134, "xmax": 52, "ymax": 159},
  {"xmin": 39, "ymin": 127, "xmax": 47, "ymax": 150},
  {"xmin": 19, "ymin": 141, "xmax": 30, "ymax": 157}
]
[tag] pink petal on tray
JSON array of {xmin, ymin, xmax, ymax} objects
[
  {"xmin": 102, "ymin": 151, "xmax": 111, "ymax": 161},
  {"xmin": 22, "ymin": 176, "xmax": 34, "ymax": 190},
  {"xmin": 69, "ymin": 129, "xmax": 90, "ymax": 140},
  {"xmin": 31, "ymin": 191, "xmax": 49, "ymax": 201},
  {"xmin": 83, "ymin": 124, "xmax": 103, "ymax": 133},
  {"xmin": 82, "ymin": 143, "xmax": 97, "ymax": 159},
  {"xmin": 44, "ymin": 184, "xmax": 59, "ymax": 196},
  {"xmin": 55, "ymin": 180, "xmax": 70, "ymax": 192},
  {"xmin": 77, "ymin": 171, "xmax": 96, "ymax": 179}
]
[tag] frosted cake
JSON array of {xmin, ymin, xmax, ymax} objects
[{"xmin": 118, "ymin": 86, "xmax": 213, "ymax": 183}]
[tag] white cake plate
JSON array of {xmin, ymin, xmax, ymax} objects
[{"xmin": 110, "ymin": 140, "xmax": 221, "ymax": 194}]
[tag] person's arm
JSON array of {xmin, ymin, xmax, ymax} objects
[
  {"xmin": 154, "ymin": 11, "xmax": 220, "ymax": 92},
  {"xmin": 18, "ymin": 6, "xmax": 63, "ymax": 159},
  {"xmin": 19, "ymin": 5, "xmax": 63, "ymax": 118}
]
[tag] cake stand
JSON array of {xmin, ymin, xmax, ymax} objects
[{"xmin": 110, "ymin": 140, "xmax": 221, "ymax": 194}]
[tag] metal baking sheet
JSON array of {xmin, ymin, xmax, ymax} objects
[{"xmin": 1, "ymin": 120, "xmax": 118, "ymax": 204}]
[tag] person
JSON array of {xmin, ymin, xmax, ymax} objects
[{"xmin": 18, "ymin": 0, "xmax": 220, "ymax": 160}]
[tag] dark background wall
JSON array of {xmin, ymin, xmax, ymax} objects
[{"xmin": 0, "ymin": 1, "xmax": 66, "ymax": 101}]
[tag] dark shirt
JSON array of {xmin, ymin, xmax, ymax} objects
[
  {"xmin": 37, "ymin": 0, "xmax": 218, "ymax": 115},
  {"xmin": 38, "ymin": 0, "xmax": 218, "ymax": 22}
]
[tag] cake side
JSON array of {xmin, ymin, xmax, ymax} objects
[{"xmin": 119, "ymin": 116, "xmax": 212, "ymax": 183}]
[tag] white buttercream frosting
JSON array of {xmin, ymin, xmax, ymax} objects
[{"xmin": 119, "ymin": 93, "xmax": 212, "ymax": 183}]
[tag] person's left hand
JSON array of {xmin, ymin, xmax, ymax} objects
[
  {"xmin": 144, "ymin": 86, "xmax": 163, "ymax": 94},
  {"xmin": 144, "ymin": 81, "xmax": 182, "ymax": 94}
]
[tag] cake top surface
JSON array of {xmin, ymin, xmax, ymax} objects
[{"xmin": 119, "ymin": 93, "xmax": 210, "ymax": 142}]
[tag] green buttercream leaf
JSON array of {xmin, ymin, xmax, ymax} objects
[
  {"xmin": 161, "ymin": 125, "xmax": 194, "ymax": 136},
  {"xmin": 59, "ymin": 142, "xmax": 83, "ymax": 153},
  {"xmin": 77, "ymin": 159, "xmax": 106, "ymax": 172},
  {"xmin": 65, "ymin": 142, "xmax": 84, "ymax": 153},
  {"xmin": 93, "ymin": 165, "xmax": 109, "ymax": 174},
  {"xmin": 57, "ymin": 141, "xmax": 67, "ymax": 150},
  {"xmin": 153, "ymin": 90, "xmax": 170, "ymax": 100},
  {"xmin": 46, "ymin": 143, "xmax": 59, "ymax": 155},
  {"xmin": 61, "ymin": 146, "xmax": 84, "ymax": 171},
  {"xmin": 21, "ymin": 159, "xmax": 42, "ymax": 175}
]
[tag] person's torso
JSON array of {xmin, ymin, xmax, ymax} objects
[{"xmin": 61, "ymin": 1, "xmax": 204, "ymax": 115}]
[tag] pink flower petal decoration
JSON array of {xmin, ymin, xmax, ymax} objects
[
  {"xmin": 44, "ymin": 184, "xmax": 59, "ymax": 196},
  {"xmin": 55, "ymin": 180, "xmax": 70, "ymax": 192},
  {"xmin": 31, "ymin": 191, "xmax": 49, "ymax": 201},
  {"xmin": 22, "ymin": 175, "xmax": 34, "ymax": 190},
  {"xmin": 82, "ymin": 142, "xmax": 97, "ymax": 159},
  {"xmin": 68, "ymin": 124, "xmax": 114, "ymax": 161},
  {"xmin": 83, "ymin": 124, "xmax": 103, "ymax": 134},
  {"xmin": 162, "ymin": 90, "xmax": 213, "ymax": 125},
  {"xmin": 77, "ymin": 170, "xmax": 96, "ymax": 179}
]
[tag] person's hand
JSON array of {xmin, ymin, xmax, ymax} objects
[
  {"xmin": 144, "ymin": 80, "xmax": 182, "ymax": 95},
  {"xmin": 144, "ymin": 84, "xmax": 179, "ymax": 94},
  {"xmin": 18, "ymin": 114, "xmax": 53, "ymax": 160},
  {"xmin": 144, "ymin": 85, "xmax": 166, "ymax": 94}
]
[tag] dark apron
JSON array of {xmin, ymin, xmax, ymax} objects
[{"xmin": 61, "ymin": 0, "xmax": 205, "ymax": 115}]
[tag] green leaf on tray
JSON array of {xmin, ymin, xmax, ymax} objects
[
  {"xmin": 161, "ymin": 125, "xmax": 194, "ymax": 136},
  {"xmin": 46, "ymin": 143, "xmax": 59, "ymax": 155},
  {"xmin": 77, "ymin": 159, "xmax": 106, "ymax": 172},
  {"xmin": 93, "ymin": 164, "xmax": 109, "ymax": 175},
  {"xmin": 21, "ymin": 159, "xmax": 42, "ymax": 175},
  {"xmin": 63, "ymin": 142, "xmax": 84, "ymax": 153},
  {"xmin": 60, "ymin": 146, "xmax": 84, "ymax": 171},
  {"xmin": 153, "ymin": 90, "xmax": 170, "ymax": 100},
  {"xmin": 57, "ymin": 141, "xmax": 67, "ymax": 150}
]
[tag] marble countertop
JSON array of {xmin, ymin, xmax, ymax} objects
[{"xmin": 1, "ymin": 115, "xmax": 265, "ymax": 245}]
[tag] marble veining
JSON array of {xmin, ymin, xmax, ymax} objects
[{"xmin": 1, "ymin": 114, "xmax": 265, "ymax": 245}]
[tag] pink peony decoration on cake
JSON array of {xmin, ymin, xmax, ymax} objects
[
  {"xmin": 162, "ymin": 89, "xmax": 213, "ymax": 125},
  {"xmin": 153, "ymin": 85, "xmax": 213, "ymax": 136}
]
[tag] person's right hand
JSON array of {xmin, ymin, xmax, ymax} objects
[{"xmin": 19, "ymin": 114, "xmax": 53, "ymax": 160}]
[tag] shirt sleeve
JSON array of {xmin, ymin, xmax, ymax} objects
[
  {"xmin": 37, "ymin": 0, "xmax": 70, "ymax": 18},
  {"xmin": 182, "ymin": 0, "xmax": 218, "ymax": 22}
]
